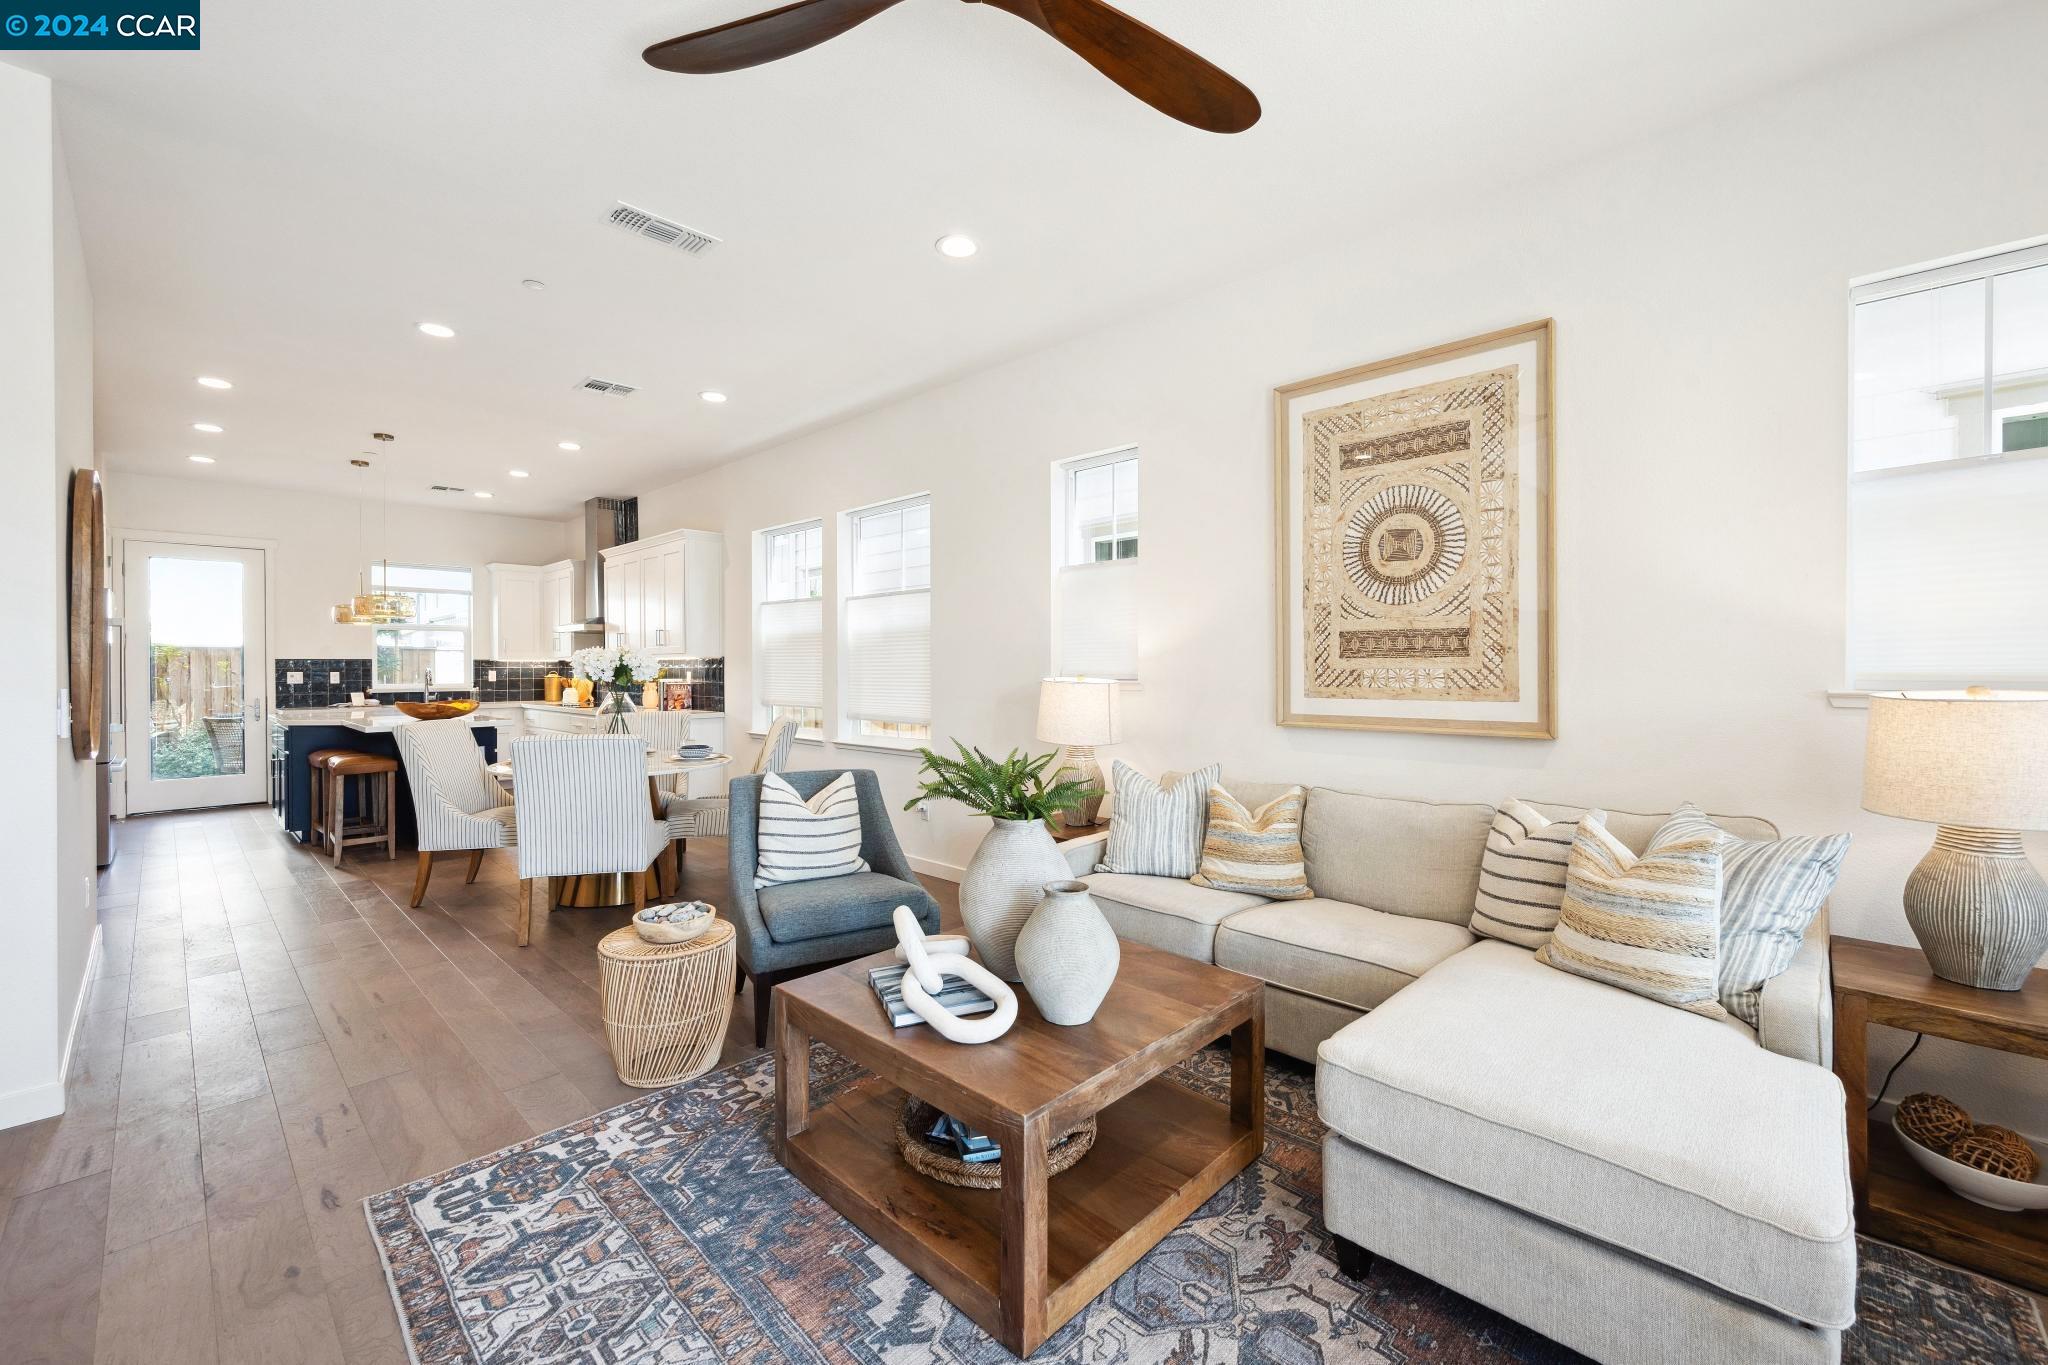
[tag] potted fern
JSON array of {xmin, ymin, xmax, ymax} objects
[{"xmin": 905, "ymin": 743, "xmax": 1098, "ymax": 981}]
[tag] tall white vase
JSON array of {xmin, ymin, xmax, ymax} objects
[
  {"xmin": 959, "ymin": 819, "xmax": 1069, "ymax": 982},
  {"xmin": 1015, "ymin": 880, "xmax": 1120, "ymax": 1025}
]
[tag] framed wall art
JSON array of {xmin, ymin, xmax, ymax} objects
[{"xmin": 1273, "ymin": 319, "xmax": 1554, "ymax": 738}]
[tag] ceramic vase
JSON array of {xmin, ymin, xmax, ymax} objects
[
  {"xmin": 959, "ymin": 818, "xmax": 1069, "ymax": 981},
  {"xmin": 1015, "ymin": 880, "xmax": 1120, "ymax": 1025}
]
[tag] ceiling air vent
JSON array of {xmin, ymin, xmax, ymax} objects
[
  {"xmin": 578, "ymin": 376, "xmax": 639, "ymax": 397},
  {"xmin": 608, "ymin": 201, "xmax": 720, "ymax": 255}
]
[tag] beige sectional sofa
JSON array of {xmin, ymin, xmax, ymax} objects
[{"xmin": 1056, "ymin": 779, "xmax": 1854, "ymax": 1365}]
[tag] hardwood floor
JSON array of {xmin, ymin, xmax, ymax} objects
[{"xmin": 0, "ymin": 803, "xmax": 959, "ymax": 1365}]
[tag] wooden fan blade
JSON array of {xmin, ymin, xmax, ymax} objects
[
  {"xmin": 644, "ymin": 0, "xmax": 909, "ymax": 74},
  {"xmin": 974, "ymin": 0, "xmax": 1260, "ymax": 134}
]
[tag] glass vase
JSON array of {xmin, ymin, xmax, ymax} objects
[{"xmin": 600, "ymin": 686, "xmax": 638, "ymax": 735}]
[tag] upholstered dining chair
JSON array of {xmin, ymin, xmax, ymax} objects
[
  {"xmin": 661, "ymin": 711, "xmax": 801, "ymax": 849},
  {"xmin": 395, "ymin": 718, "xmax": 516, "ymax": 907},
  {"xmin": 727, "ymin": 767, "xmax": 940, "ymax": 1046},
  {"xmin": 507, "ymin": 735, "xmax": 670, "ymax": 947},
  {"xmin": 626, "ymin": 709, "xmax": 694, "ymax": 797}
]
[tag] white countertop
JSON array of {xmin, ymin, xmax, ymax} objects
[
  {"xmin": 274, "ymin": 706, "xmax": 494, "ymax": 734},
  {"xmin": 492, "ymin": 702, "xmax": 725, "ymax": 717}
]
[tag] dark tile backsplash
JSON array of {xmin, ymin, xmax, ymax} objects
[
  {"xmin": 274, "ymin": 658, "xmax": 373, "ymax": 709},
  {"xmin": 473, "ymin": 660, "xmax": 573, "ymax": 703},
  {"xmin": 275, "ymin": 655, "xmax": 725, "ymax": 711}
]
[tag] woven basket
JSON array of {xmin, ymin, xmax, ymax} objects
[{"xmin": 896, "ymin": 1096, "xmax": 1095, "ymax": 1190}]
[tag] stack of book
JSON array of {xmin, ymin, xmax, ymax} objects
[
  {"xmin": 924, "ymin": 1111, "xmax": 1001, "ymax": 1164},
  {"xmin": 868, "ymin": 963, "xmax": 997, "ymax": 1029}
]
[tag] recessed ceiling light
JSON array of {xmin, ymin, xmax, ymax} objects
[
  {"xmin": 196, "ymin": 376, "xmax": 233, "ymax": 390},
  {"xmin": 508, "ymin": 469, "xmax": 530, "ymax": 479},
  {"xmin": 699, "ymin": 391, "xmax": 728, "ymax": 404},
  {"xmin": 192, "ymin": 422, "xmax": 223, "ymax": 433},
  {"xmin": 473, "ymin": 490, "xmax": 493, "ymax": 499},
  {"xmin": 417, "ymin": 322, "xmax": 456, "ymax": 338},
  {"xmin": 935, "ymin": 233, "xmax": 979, "ymax": 260},
  {"xmin": 558, "ymin": 441, "xmax": 581, "ymax": 451},
  {"xmin": 187, "ymin": 454, "xmax": 215, "ymax": 464},
  {"xmin": 521, "ymin": 279, "xmax": 547, "ymax": 291}
]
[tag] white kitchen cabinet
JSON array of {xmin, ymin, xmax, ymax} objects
[
  {"xmin": 541, "ymin": 559, "xmax": 580, "ymax": 656},
  {"xmin": 600, "ymin": 528, "xmax": 724, "ymax": 658},
  {"xmin": 487, "ymin": 564, "xmax": 547, "ymax": 660},
  {"xmin": 524, "ymin": 705, "xmax": 600, "ymax": 735}
]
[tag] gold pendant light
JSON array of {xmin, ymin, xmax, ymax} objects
[{"xmin": 334, "ymin": 449, "xmax": 415, "ymax": 626}]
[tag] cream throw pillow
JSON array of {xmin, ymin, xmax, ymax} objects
[
  {"xmin": 1191, "ymin": 786, "xmax": 1311, "ymax": 899},
  {"xmin": 1470, "ymin": 799, "xmax": 1600, "ymax": 949},
  {"xmin": 1536, "ymin": 815, "xmax": 1728, "ymax": 1019}
]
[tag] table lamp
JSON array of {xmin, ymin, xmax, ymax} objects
[
  {"xmin": 1036, "ymin": 677, "xmax": 1121, "ymax": 829},
  {"xmin": 1862, "ymin": 689, "xmax": 2048, "ymax": 990}
]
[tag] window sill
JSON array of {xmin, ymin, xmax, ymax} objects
[
  {"xmin": 830, "ymin": 736, "xmax": 930, "ymax": 756},
  {"xmin": 1827, "ymin": 690, "xmax": 1871, "ymax": 710}
]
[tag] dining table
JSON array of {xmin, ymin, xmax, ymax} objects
[{"xmin": 488, "ymin": 747, "xmax": 733, "ymax": 907}]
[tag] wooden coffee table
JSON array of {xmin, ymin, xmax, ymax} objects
[{"xmin": 772, "ymin": 938, "xmax": 1264, "ymax": 1356}]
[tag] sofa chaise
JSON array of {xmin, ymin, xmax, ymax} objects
[{"xmin": 1055, "ymin": 780, "xmax": 1854, "ymax": 1365}]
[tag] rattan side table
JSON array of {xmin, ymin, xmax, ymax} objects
[{"xmin": 597, "ymin": 918, "xmax": 737, "ymax": 1088}]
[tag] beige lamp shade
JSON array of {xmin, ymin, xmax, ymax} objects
[
  {"xmin": 1036, "ymin": 677, "xmax": 1122, "ymax": 746},
  {"xmin": 1862, "ymin": 691, "xmax": 2048, "ymax": 830}
]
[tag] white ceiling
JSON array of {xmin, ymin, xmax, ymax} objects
[{"xmin": 20, "ymin": 0, "xmax": 1995, "ymax": 518}]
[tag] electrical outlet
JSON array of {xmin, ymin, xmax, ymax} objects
[
  {"xmin": 56, "ymin": 687, "xmax": 70, "ymax": 740},
  {"xmin": 328, "ymin": 671, "xmax": 341, "ymax": 684},
  {"xmin": 917, "ymin": 805, "xmax": 930, "ymax": 822},
  {"xmin": 286, "ymin": 671, "xmax": 304, "ymax": 685},
  {"xmin": 487, "ymin": 670, "xmax": 498, "ymax": 682}
]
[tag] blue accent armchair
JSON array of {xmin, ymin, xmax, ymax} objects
[{"xmin": 727, "ymin": 768, "xmax": 941, "ymax": 1046}]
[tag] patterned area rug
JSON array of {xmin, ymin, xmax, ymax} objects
[{"xmin": 367, "ymin": 1047, "xmax": 2048, "ymax": 1364}]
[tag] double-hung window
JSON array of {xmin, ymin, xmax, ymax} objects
[
  {"xmin": 841, "ymin": 495, "xmax": 931, "ymax": 744},
  {"xmin": 369, "ymin": 563, "xmax": 473, "ymax": 689},
  {"xmin": 755, "ymin": 521, "xmax": 825, "ymax": 734},
  {"xmin": 1849, "ymin": 242, "xmax": 2048, "ymax": 688},
  {"xmin": 1052, "ymin": 448, "xmax": 1139, "ymax": 679}
]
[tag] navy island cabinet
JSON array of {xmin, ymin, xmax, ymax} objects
[{"xmin": 270, "ymin": 716, "xmax": 499, "ymax": 848}]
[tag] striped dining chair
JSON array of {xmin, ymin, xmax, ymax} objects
[
  {"xmin": 659, "ymin": 711, "xmax": 801, "ymax": 851},
  {"xmin": 395, "ymin": 719, "xmax": 516, "ymax": 907},
  {"xmin": 627, "ymin": 709, "xmax": 694, "ymax": 797},
  {"xmin": 507, "ymin": 735, "xmax": 670, "ymax": 947}
]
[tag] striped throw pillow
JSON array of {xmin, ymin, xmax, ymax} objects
[
  {"xmin": 1191, "ymin": 786, "xmax": 1311, "ymax": 899},
  {"xmin": 1470, "ymin": 800, "xmax": 1599, "ymax": 949},
  {"xmin": 1536, "ymin": 815, "xmax": 1728, "ymax": 1019},
  {"xmin": 753, "ymin": 771, "xmax": 868, "ymax": 887},
  {"xmin": 1653, "ymin": 805, "xmax": 1848, "ymax": 1028},
  {"xmin": 1096, "ymin": 761, "xmax": 1220, "ymax": 879}
]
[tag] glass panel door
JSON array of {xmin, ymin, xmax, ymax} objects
[{"xmin": 124, "ymin": 541, "xmax": 267, "ymax": 812}]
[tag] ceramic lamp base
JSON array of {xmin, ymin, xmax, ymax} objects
[
  {"xmin": 1904, "ymin": 826, "xmax": 2048, "ymax": 991},
  {"xmin": 1056, "ymin": 744, "xmax": 1105, "ymax": 828}
]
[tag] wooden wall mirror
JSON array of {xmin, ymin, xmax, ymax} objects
[{"xmin": 68, "ymin": 467, "xmax": 106, "ymax": 761}]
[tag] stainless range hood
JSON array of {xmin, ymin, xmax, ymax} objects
[{"xmin": 557, "ymin": 496, "xmax": 637, "ymax": 634}]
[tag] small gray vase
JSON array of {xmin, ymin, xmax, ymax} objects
[
  {"xmin": 959, "ymin": 819, "xmax": 1070, "ymax": 981},
  {"xmin": 1015, "ymin": 880, "xmax": 1120, "ymax": 1025}
]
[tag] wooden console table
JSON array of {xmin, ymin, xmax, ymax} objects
[{"xmin": 1832, "ymin": 936, "xmax": 2048, "ymax": 1292}]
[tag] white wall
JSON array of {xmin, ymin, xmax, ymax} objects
[
  {"xmin": 632, "ymin": 7, "xmax": 2048, "ymax": 1127},
  {"xmin": 103, "ymin": 472, "xmax": 572, "ymax": 661},
  {"xmin": 0, "ymin": 61, "xmax": 96, "ymax": 1128}
]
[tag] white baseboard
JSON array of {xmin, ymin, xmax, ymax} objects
[
  {"xmin": 909, "ymin": 855, "xmax": 965, "ymax": 882},
  {"xmin": 0, "ymin": 1078, "xmax": 66, "ymax": 1130},
  {"xmin": 0, "ymin": 924, "xmax": 101, "ymax": 1132},
  {"xmin": 61, "ymin": 924, "xmax": 102, "ymax": 1083}
]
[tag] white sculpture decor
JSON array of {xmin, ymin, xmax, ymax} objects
[
  {"xmin": 1015, "ymin": 880, "xmax": 1120, "ymax": 1025},
  {"xmin": 893, "ymin": 906, "xmax": 1017, "ymax": 1045}
]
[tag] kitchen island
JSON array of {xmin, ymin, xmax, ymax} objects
[{"xmin": 268, "ymin": 707, "xmax": 500, "ymax": 845}]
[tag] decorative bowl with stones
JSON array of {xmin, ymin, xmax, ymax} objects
[{"xmin": 633, "ymin": 901, "xmax": 715, "ymax": 945}]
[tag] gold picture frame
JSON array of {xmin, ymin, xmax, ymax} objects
[{"xmin": 1273, "ymin": 319, "xmax": 1555, "ymax": 738}]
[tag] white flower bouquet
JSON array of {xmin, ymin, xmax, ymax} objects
[{"xmin": 570, "ymin": 646, "xmax": 664, "ymax": 732}]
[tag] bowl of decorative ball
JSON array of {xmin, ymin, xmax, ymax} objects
[
  {"xmin": 633, "ymin": 901, "xmax": 714, "ymax": 945},
  {"xmin": 1892, "ymin": 1092, "xmax": 2048, "ymax": 1212}
]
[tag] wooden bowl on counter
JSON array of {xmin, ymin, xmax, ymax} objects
[{"xmin": 394, "ymin": 699, "xmax": 479, "ymax": 721}]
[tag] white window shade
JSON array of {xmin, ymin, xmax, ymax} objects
[
  {"xmin": 1851, "ymin": 457, "xmax": 2048, "ymax": 687},
  {"xmin": 758, "ymin": 598, "xmax": 823, "ymax": 709},
  {"xmin": 1056, "ymin": 559, "xmax": 1138, "ymax": 679},
  {"xmin": 844, "ymin": 589, "xmax": 931, "ymax": 724}
]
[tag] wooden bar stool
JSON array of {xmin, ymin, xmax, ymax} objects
[
  {"xmin": 316, "ymin": 751, "xmax": 399, "ymax": 867},
  {"xmin": 306, "ymin": 748, "xmax": 352, "ymax": 848}
]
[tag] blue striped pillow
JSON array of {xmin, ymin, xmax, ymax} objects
[
  {"xmin": 753, "ymin": 771, "xmax": 868, "ymax": 887},
  {"xmin": 1653, "ymin": 806, "xmax": 1848, "ymax": 1027},
  {"xmin": 1096, "ymin": 761, "xmax": 1220, "ymax": 879}
]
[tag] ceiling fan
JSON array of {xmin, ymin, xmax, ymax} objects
[{"xmin": 643, "ymin": 0, "xmax": 1261, "ymax": 135}]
